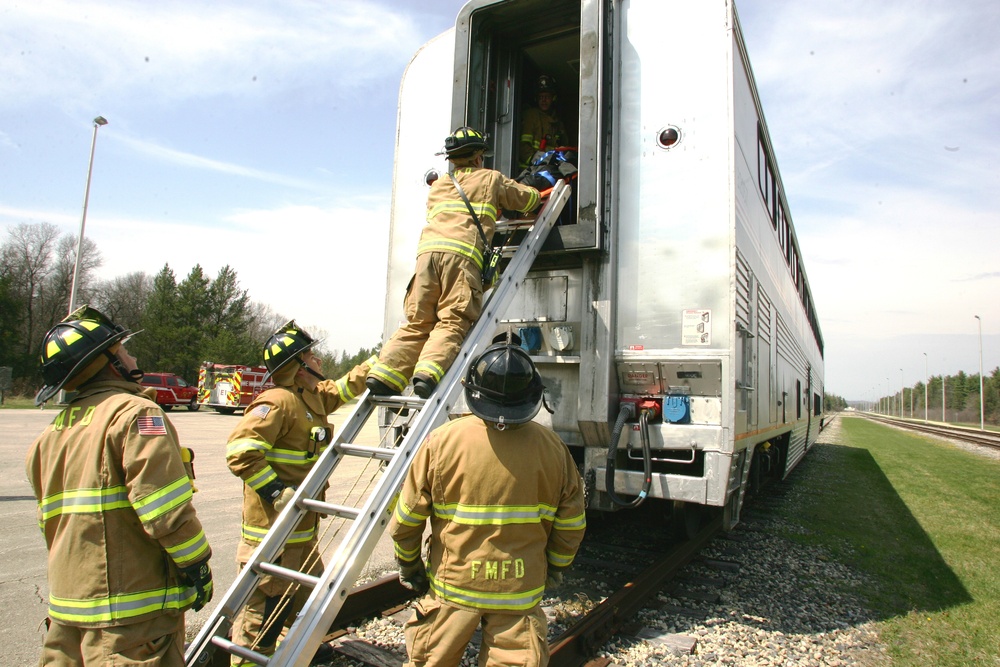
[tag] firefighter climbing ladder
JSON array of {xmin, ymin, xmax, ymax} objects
[{"xmin": 185, "ymin": 180, "xmax": 571, "ymax": 667}]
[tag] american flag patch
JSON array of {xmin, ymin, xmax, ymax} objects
[
  {"xmin": 137, "ymin": 415, "xmax": 167, "ymax": 435},
  {"xmin": 250, "ymin": 405, "xmax": 271, "ymax": 420}
]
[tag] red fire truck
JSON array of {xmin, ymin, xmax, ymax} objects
[{"xmin": 197, "ymin": 362, "xmax": 275, "ymax": 414}]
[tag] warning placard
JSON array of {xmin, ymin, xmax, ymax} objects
[{"xmin": 681, "ymin": 309, "xmax": 712, "ymax": 346}]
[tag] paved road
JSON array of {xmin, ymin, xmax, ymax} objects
[{"xmin": 0, "ymin": 402, "xmax": 396, "ymax": 667}]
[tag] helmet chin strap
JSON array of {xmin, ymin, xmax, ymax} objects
[
  {"xmin": 300, "ymin": 360, "xmax": 326, "ymax": 382},
  {"xmin": 106, "ymin": 351, "xmax": 144, "ymax": 382}
]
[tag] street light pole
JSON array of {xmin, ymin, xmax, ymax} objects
[
  {"xmin": 923, "ymin": 352, "xmax": 928, "ymax": 423},
  {"xmin": 68, "ymin": 115, "xmax": 108, "ymax": 315},
  {"xmin": 975, "ymin": 315, "xmax": 984, "ymax": 430},
  {"xmin": 900, "ymin": 368, "xmax": 904, "ymax": 418}
]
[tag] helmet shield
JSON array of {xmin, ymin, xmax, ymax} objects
[
  {"xmin": 464, "ymin": 342, "xmax": 544, "ymax": 426},
  {"xmin": 262, "ymin": 320, "xmax": 322, "ymax": 383},
  {"xmin": 35, "ymin": 305, "xmax": 134, "ymax": 405}
]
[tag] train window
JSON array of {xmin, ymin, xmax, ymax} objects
[
  {"xmin": 796, "ymin": 380, "xmax": 802, "ymax": 420},
  {"xmin": 814, "ymin": 393, "xmax": 822, "ymax": 416}
]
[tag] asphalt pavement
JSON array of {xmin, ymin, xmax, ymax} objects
[{"xmin": 0, "ymin": 402, "xmax": 395, "ymax": 667}]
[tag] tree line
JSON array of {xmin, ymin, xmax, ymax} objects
[
  {"xmin": 869, "ymin": 370, "xmax": 1000, "ymax": 425},
  {"xmin": 0, "ymin": 222, "xmax": 378, "ymax": 395}
]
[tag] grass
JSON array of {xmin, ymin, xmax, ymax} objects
[
  {"xmin": 0, "ymin": 394, "xmax": 36, "ymax": 409},
  {"xmin": 771, "ymin": 415, "xmax": 1000, "ymax": 666}
]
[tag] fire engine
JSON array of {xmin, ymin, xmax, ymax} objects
[{"xmin": 197, "ymin": 362, "xmax": 274, "ymax": 414}]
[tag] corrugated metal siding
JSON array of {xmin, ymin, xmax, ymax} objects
[{"xmin": 735, "ymin": 250, "xmax": 751, "ymax": 331}]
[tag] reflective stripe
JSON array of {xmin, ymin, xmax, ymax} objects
[
  {"xmin": 165, "ymin": 529, "xmax": 211, "ymax": 566},
  {"xmin": 428, "ymin": 573, "xmax": 543, "ymax": 611},
  {"xmin": 433, "ymin": 502, "xmax": 557, "ymax": 526},
  {"xmin": 428, "ymin": 199, "xmax": 500, "ymax": 223},
  {"xmin": 335, "ymin": 376, "xmax": 356, "ymax": 400},
  {"xmin": 226, "ymin": 438, "xmax": 271, "ymax": 458},
  {"xmin": 132, "ymin": 477, "xmax": 193, "ymax": 523},
  {"xmin": 265, "ymin": 448, "xmax": 316, "ymax": 466},
  {"xmin": 241, "ymin": 524, "xmax": 315, "ymax": 544},
  {"xmin": 48, "ymin": 585, "xmax": 196, "ymax": 624},
  {"xmin": 369, "ymin": 364, "xmax": 408, "ymax": 392},
  {"xmin": 394, "ymin": 500, "xmax": 429, "ymax": 528},
  {"xmin": 546, "ymin": 549, "xmax": 576, "ymax": 568},
  {"xmin": 246, "ymin": 466, "xmax": 278, "ymax": 491},
  {"xmin": 413, "ymin": 360, "xmax": 446, "ymax": 383},
  {"xmin": 416, "ymin": 239, "xmax": 484, "ymax": 270},
  {"xmin": 554, "ymin": 512, "xmax": 587, "ymax": 531},
  {"xmin": 394, "ymin": 542, "xmax": 421, "ymax": 561},
  {"xmin": 39, "ymin": 486, "xmax": 131, "ymax": 521}
]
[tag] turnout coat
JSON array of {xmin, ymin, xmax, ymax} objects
[{"xmin": 26, "ymin": 380, "xmax": 211, "ymax": 627}]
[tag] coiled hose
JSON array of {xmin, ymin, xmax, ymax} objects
[{"xmin": 605, "ymin": 404, "xmax": 653, "ymax": 508}]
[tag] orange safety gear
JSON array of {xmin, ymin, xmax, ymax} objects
[
  {"xmin": 26, "ymin": 380, "xmax": 211, "ymax": 638},
  {"xmin": 368, "ymin": 164, "xmax": 540, "ymax": 393},
  {"xmin": 225, "ymin": 354, "xmax": 375, "ymax": 657}
]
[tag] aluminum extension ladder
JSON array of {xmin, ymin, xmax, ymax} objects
[{"xmin": 185, "ymin": 180, "xmax": 571, "ymax": 667}]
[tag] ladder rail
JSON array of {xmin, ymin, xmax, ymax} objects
[{"xmin": 269, "ymin": 180, "xmax": 571, "ymax": 667}]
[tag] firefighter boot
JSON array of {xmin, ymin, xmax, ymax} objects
[
  {"xmin": 412, "ymin": 375, "xmax": 437, "ymax": 399},
  {"xmin": 366, "ymin": 377, "xmax": 401, "ymax": 397}
]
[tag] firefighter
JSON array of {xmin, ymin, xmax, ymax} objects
[
  {"xmin": 390, "ymin": 333, "xmax": 586, "ymax": 667},
  {"xmin": 366, "ymin": 127, "xmax": 541, "ymax": 399},
  {"xmin": 519, "ymin": 74, "xmax": 571, "ymax": 168},
  {"xmin": 226, "ymin": 321, "xmax": 376, "ymax": 665},
  {"xmin": 26, "ymin": 305, "xmax": 213, "ymax": 666}
]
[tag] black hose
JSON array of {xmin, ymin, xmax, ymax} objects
[{"xmin": 605, "ymin": 405, "xmax": 653, "ymax": 508}]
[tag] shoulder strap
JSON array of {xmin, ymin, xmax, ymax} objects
[{"xmin": 448, "ymin": 172, "xmax": 491, "ymax": 250}]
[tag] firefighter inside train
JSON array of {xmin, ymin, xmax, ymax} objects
[
  {"xmin": 519, "ymin": 74, "xmax": 571, "ymax": 169},
  {"xmin": 27, "ymin": 305, "xmax": 213, "ymax": 666},
  {"xmin": 390, "ymin": 332, "xmax": 586, "ymax": 667},
  {"xmin": 225, "ymin": 321, "xmax": 377, "ymax": 665}
]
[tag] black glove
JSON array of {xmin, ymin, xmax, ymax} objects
[
  {"xmin": 179, "ymin": 559, "xmax": 214, "ymax": 612},
  {"xmin": 397, "ymin": 557, "xmax": 429, "ymax": 596},
  {"xmin": 257, "ymin": 480, "xmax": 286, "ymax": 505}
]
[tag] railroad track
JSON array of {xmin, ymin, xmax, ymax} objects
[{"xmin": 863, "ymin": 412, "xmax": 1000, "ymax": 451}]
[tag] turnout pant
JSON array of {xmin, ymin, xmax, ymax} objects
[
  {"xmin": 402, "ymin": 595, "xmax": 548, "ymax": 667},
  {"xmin": 38, "ymin": 613, "xmax": 185, "ymax": 666},
  {"xmin": 369, "ymin": 252, "xmax": 484, "ymax": 392}
]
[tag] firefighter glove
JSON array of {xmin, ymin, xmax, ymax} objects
[
  {"xmin": 180, "ymin": 559, "xmax": 214, "ymax": 612},
  {"xmin": 397, "ymin": 558, "xmax": 429, "ymax": 595},
  {"xmin": 273, "ymin": 486, "xmax": 296, "ymax": 513},
  {"xmin": 545, "ymin": 567, "xmax": 565, "ymax": 591},
  {"xmin": 257, "ymin": 480, "xmax": 286, "ymax": 505}
]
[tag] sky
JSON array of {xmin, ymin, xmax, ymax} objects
[{"xmin": 1, "ymin": 0, "xmax": 998, "ymax": 402}]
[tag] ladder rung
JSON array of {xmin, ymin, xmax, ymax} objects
[
  {"xmin": 300, "ymin": 498, "xmax": 361, "ymax": 519},
  {"xmin": 338, "ymin": 444, "xmax": 396, "ymax": 461},
  {"xmin": 211, "ymin": 636, "xmax": 270, "ymax": 665},
  {"xmin": 367, "ymin": 394, "xmax": 426, "ymax": 410},
  {"xmin": 256, "ymin": 562, "xmax": 321, "ymax": 589}
]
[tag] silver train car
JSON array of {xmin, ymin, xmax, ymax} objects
[{"xmin": 380, "ymin": 0, "xmax": 825, "ymax": 530}]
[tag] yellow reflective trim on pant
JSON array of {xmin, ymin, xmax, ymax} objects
[
  {"xmin": 369, "ymin": 364, "xmax": 408, "ymax": 392},
  {"xmin": 132, "ymin": 476, "xmax": 193, "ymax": 523},
  {"xmin": 428, "ymin": 573, "xmax": 543, "ymax": 611},
  {"xmin": 393, "ymin": 499, "xmax": 429, "ymax": 528},
  {"xmin": 416, "ymin": 239, "xmax": 484, "ymax": 270},
  {"xmin": 166, "ymin": 529, "xmax": 211, "ymax": 566},
  {"xmin": 432, "ymin": 502, "xmax": 558, "ymax": 526},
  {"xmin": 413, "ymin": 360, "xmax": 446, "ymax": 383},
  {"xmin": 554, "ymin": 512, "xmax": 587, "ymax": 530},
  {"xmin": 245, "ymin": 465, "xmax": 278, "ymax": 491},
  {"xmin": 48, "ymin": 585, "xmax": 196, "ymax": 624},
  {"xmin": 241, "ymin": 524, "xmax": 315, "ymax": 544},
  {"xmin": 226, "ymin": 437, "xmax": 271, "ymax": 458},
  {"xmin": 39, "ymin": 485, "xmax": 131, "ymax": 521}
]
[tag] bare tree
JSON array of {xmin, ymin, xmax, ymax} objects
[
  {"xmin": 92, "ymin": 271, "xmax": 153, "ymax": 331},
  {"xmin": 0, "ymin": 222, "xmax": 61, "ymax": 358}
]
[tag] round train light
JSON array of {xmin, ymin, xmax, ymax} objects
[
  {"xmin": 657, "ymin": 126, "xmax": 681, "ymax": 149},
  {"xmin": 424, "ymin": 169, "xmax": 440, "ymax": 186}
]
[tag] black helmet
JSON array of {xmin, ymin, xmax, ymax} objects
[
  {"xmin": 440, "ymin": 126, "xmax": 493, "ymax": 159},
  {"xmin": 35, "ymin": 305, "xmax": 134, "ymax": 405},
  {"xmin": 262, "ymin": 320, "xmax": 322, "ymax": 383},
  {"xmin": 464, "ymin": 334, "xmax": 544, "ymax": 428},
  {"xmin": 536, "ymin": 74, "xmax": 557, "ymax": 95}
]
